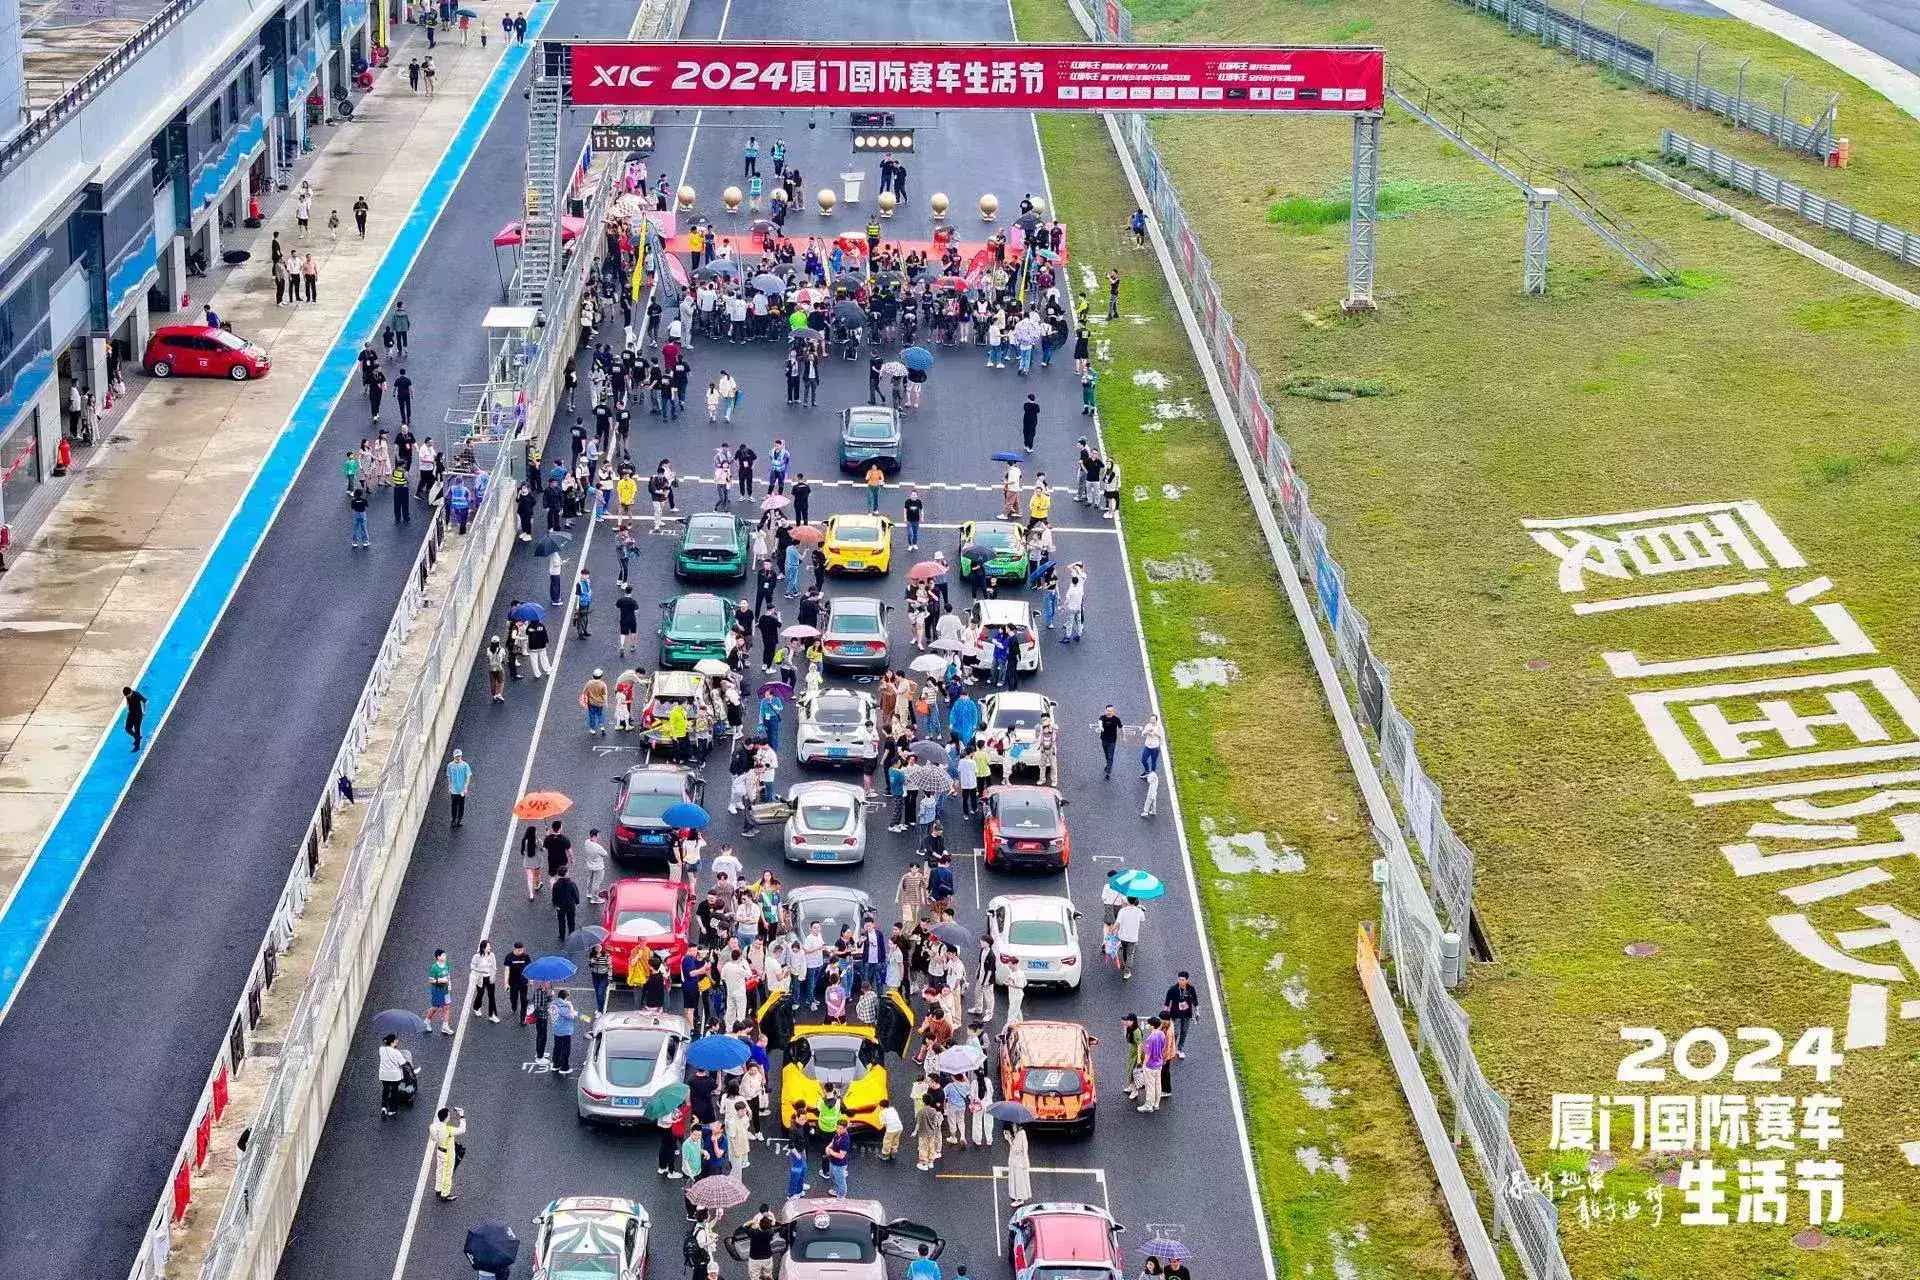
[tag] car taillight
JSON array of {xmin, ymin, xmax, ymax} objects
[
  {"xmin": 823, "ymin": 640, "xmax": 844, "ymax": 651},
  {"xmin": 1061, "ymin": 954, "xmax": 1078, "ymax": 965},
  {"xmin": 582, "ymin": 1085, "xmax": 609, "ymax": 1101},
  {"xmin": 1080, "ymin": 1083, "xmax": 1094, "ymax": 1104},
  {"xmin": 999, "ymin": 954, "xmax": 1019, "ymax": 966},
  {"xmin": 1014, "ymin": 1068, "xmax": 1029, "ymax": 1093},
  {"xmin": 843, "ymin": 838, "xmax": 857, "ymax": 846},
  {"xmin": 1025, "ymin": 629, "xmax": 1036, "ymax": 646},
  {"xmin": 616, "ymin": 825, "xmax": 636, "ymax": 840}
]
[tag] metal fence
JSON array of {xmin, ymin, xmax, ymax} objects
[
  {"xmin": 1447, "ymin": 0, "xmax": 1839, "ymax": 159},
  {"xmin": 125, "ymin": 149, "xmax": 618, "ymax": 1280},
  {"xmin": 1661, "ymin": 129, "xmax": 1920, "ymax": 269},
  {"xmin": 1081, "ymin": 3, "xmax": 1572, "ymax": 1275}
]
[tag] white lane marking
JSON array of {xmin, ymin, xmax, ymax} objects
[
  {"xmin": 385, "ymin": 0, "xmax": 737, "ymax": 1267},
  {"xmin": 1016, "ymin": 15, "xmax": 1281, "ymax": 1276}
]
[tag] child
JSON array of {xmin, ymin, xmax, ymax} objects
[
  {"xmin": 613, "ymin": 681, "xmax": 633, "ymax": 732},
  {"xmin": 706, "ymin": 381, "xmax": 721, "ymax": 422}
]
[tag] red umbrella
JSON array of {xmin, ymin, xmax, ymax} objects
[
  {"xmin": 907, "ymin": 560, "xmax": 948, "ymax": 583},
  {"xmin": 789, "ymin": 525, "xmax": 825, "ymax": 544}
]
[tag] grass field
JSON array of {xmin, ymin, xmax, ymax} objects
[
  {"xmin": 1042, "ymin": 0, "xmax": 1920, "ymax": 1276},
  {"xmin": 1007, "ymin": 3, "xmax": 1474, "ymax": 1276}
]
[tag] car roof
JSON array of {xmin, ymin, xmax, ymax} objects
[
  {"xmin": 609, "ymin": 877, "xmax": 684, "ymax": 907},
  {"xmin": 808, "ymin": 687, "xmax": 871, "ymax": 707},
  {"xmin": 623, "ymin": 764, "xmax": 693, "ymax": 790},
  {"xmin": 671, "ymin": 592, "xmax": 728, "ymax": 612},
  {"xmin": 988, "ymin": 691, "xmax": 1053, "ymax": 712},
  {"xmin": 153, "ymin": 324, "xmax": 223, "ymax": 339},
  {"xmin": 548, "ymin": 1195, "xmax": 649, "ymax": 1223},
  {"xmin": 649, "ymin": 670, "xmax": 705, "ymax": 698},
  {"xmin": 1005, "ymin": 1020, "xmax": 1093, "ymax": 1065},
  {"xmin": 686, "ymin": 512, "xmax": 739, "ymax": 528},
  {"xmin": 789, "ymin": 779, "xmax": 865, "ymax": 801},
  {"xmin": 989, "ymin": 894, "xmax": 1074, "ymax": 920},
  {"xmin": 844, "ymin": 406, "xmax": 898, "ymax": 424},
  {"xmin": 596, "ymin": 1010, "xmax": 691, "ymax": 1034},
  {"xmin": 969, "ymin": 519, "xmax": 1019, "ymax": 533},
  {"xmin": 787, "ymin": 884, "xmax": 873, "ymax": 908},
  {"xmin": 989, "ymin": 785, "xmax": 1061, "ymax": 804},
  {"xmin": 830, "ymin": 513, "xmax": 887, "ymax": 531},
  {"xmin": 1028, "ymin": 1210, "xmax": 1118, "ymax": 1260},
  {"xmin": 975, "ymin": 599, "xmax": 1032, "ymax": 623},
  {"xmin": 828, "ymin": 595, "xmax": 884, "ymax": 616},
  {"xmin": 795, "ymin": 1026, "xmax": 878, "ymax": 1046}
]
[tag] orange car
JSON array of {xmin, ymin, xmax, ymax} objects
[{"xmin": 998, "ymin": 1020, "xmax": 1098, "ymax": 1134}]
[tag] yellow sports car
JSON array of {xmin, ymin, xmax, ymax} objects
[
  {"xmin": 757, "ymin": 988, "xmax": 912, "ymax": 1132},
  {"xmin": 821, "ymin": 514, "xmax": 894, "ymax": 576}
]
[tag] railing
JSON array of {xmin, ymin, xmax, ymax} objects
[
  {"xmin": 1, "ymin": 0, "xmax": 210, "ymax": 178},
  {"xmin": 1449, "ymin": 0, "xmax": 1839, "ymax": 159},
  {"xmin": 1082, "ymin": 3, "xmax": 1575, "ymax": 1276},
  {"xmin": 1661, "ymin": 129, "xmax": 1920, "ymax": 270}
]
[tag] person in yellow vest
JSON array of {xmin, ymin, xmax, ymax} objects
[
  {"xmin": 431, "ymin": 1105, "xmax": 466, "ymax": 1201},
  {"xmin": 688, "ymin": 226, "xmax": 705, "ymax": 272},
  {"xmin": 1027, "ymin": 476, "xmax": 1051, "ymax": 532}
]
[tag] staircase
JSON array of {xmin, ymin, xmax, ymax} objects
[{"xmin": 517, "ymin": 44, "xmax": 566, "ymax": 311}]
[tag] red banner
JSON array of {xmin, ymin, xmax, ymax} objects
[{"xmin": 568, "ymin": 43, "xmax": 1385, "ymax": 112}]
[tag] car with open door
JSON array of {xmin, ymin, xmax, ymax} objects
[
  {"xmin": 724, "ymin": 1196, "xmax": 942, "ymax": 1278},
  {"xmin": 756, "ymin": 986, "xmax": 913, "ymax": 1133}
]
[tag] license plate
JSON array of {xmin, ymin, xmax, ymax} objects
[
  {"xmin": 811, "ymin": 849, "xmax": 840, "ymax": 862},
  {"xmin": 842, "ymin": 643, "xmax": 869, "ymax": 654},
  {"xmin": 827, "ymin": 747, "xmax": 850, "ymax": 758},
  {"xmin": 1027, "ymin": 960, "xmax": 1052, "ymax": 971},
  {"xmin": 613, "ymin": 1096, "xmax": 642, "ymax": 1107}
]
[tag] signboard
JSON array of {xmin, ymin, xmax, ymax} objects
[
  {"xmin": 567, "ymin": 42, "xmax": 1386, "ymax": 112},
  {"xmin": 590, "ymin": 124, "xmax": 655, "ymax": 153}
]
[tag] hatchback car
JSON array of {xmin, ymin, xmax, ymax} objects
[
  {"xmin": 966, "ymin": 598, "xmax": 1042, "ymax": 673},
  {"xmin": 675, "ymin": 512, "xmax": 751, "ymax": 581},
  {"xmin": 657, "ymin": 592, "xmax": 733, "ymax": 668},
  {"xmin": 956, "ymin": 520, "xmax": 1029, "ymax": 591},
  {"xmin": 599, "ymin": 876, "xmax": 692, "ymax": 975},
  {"xmin": 981, "ymin": 785, "xmax": 1071, "ymax": 870},
  {"xmin": 796, "ymin": 687, "xmax": 881, "ymax": 770},
  {"xmin": 987, "ymin": 894, "xmax": 1083, "ymax": 988},
  {"xmin": 822, "ymin": 514, "xmax": 893, "ymax": 576},
  {"xmin": 819, "ymin": 596, "xmax": 891, "ymax": 672},
  {"xmin": 143, "ymin": 324, "xmax": 271, "ymax": 380},
  {"xmin": 576, "ymin": 1009, "xmax": 691, "ymax": 1124},
  {"xmin": 783, "ymin": 780, "xmax": 870, "ymax": 865},
  {"xmin": 838, "ymin": 404, "xmax": 903, "ymax": 473},
  {"xmin": 1007, "ymin": 1202, "xmax": 1125, "ymax": 1280},
  {"xmin": 531, "ymin": 1196, "xmax": 652, "ymax": 1280},
  {"xmin": 610, "ymin": 763, "xmax": 705, "ymax": 861},
  {"xmin": 724, "ymin": 1196, "xmax": 943, "ymax": 1277},
  {"xmin": 998, "ymin": 1020, "xmax": 1100, "ymax": 1133}
]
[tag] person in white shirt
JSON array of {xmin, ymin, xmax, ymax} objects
[
  {"xmin": 800, "ymin": 922, "xmax": 828, "ymax": 1009},
  {"xmin": 1112, "ymin": 899, "xmax": 1146, "ymax": 979},
  {"xmin": 710, "ymin": 844, "xmax": 743, "ymax": 889},
  {"xmin": 1002, "ymin": 956, "xmax": 1027, "ymax": 1026},
  {"xmin": 1060, "ymin": 562, "xmax": 1088, "ymax": 643},
  {"xmin": 378, "ymin": 1034, "xmax": 416, "ymax": 1116},
  {"xmin": 580, "ymin": 832, "xmax": 610, "ymax": 902},
  {"xmin": 469, "ymin": 941, "xmax": 500, "ymax": 1022},
  {"xmin": 1141, "ymin": 768, "xmax": 1160, "ymax": 818},
  {"xmin": 720, "ymin": 946, "xmax": 753, "ymax": 1027}
]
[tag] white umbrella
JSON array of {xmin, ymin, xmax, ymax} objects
[
  {"xmin": 909, "ymin": 653, "xmax": 950, "ymax": 677},
  {"xmin": 693, "ymin": 658, "xmax": 732, "ymax": 677},
  {"xmin": 936, "ymin": 1043, "xmax": 987, "ymax": 1073}
]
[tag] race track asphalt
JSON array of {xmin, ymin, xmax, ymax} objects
[
  {"xmin": 0, "ymin": 2, "xmax": 630, "ymax": 1274},
  {"xmin": 279, "ymin": 1, "xmax": 1273, "ymax": 1277}
]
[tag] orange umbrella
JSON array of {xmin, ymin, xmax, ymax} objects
[
  {"xmin": 514, "ymin": 791, "xmax": 574, "ymax": 820},
  {"xmin": 789, "ymin": 525, "xmax": 825, "ymax": 544}
]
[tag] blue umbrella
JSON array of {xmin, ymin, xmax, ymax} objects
[
  {"xmin": 901, "ymin": 346, "xmax": 935, "ymax": 372},
  {"xmin": 991, "ymin": 451, "xmax": 1024, "ymax": 464},
  {"xmin": 524, "ymin": 954, "xmax": 576, "ymax": 982},
  {"xmin": 662, "ymin": 802, "xmax": 710, "ymax": 830},
  {"xmin": 686, "ymin": 1034, "xmax": 753, "ymax": 1071},
  {"xmin": 507, "ymin": 601, "xmax": 545, "ymax": 623},
  {"xmin": 370, "ymin": 1008, "xmax": 430, "ymax": 1036},
  {"xmin": 1107, "ymin": 868, "xmax": 1166, "ymax": 901},
  {"xmin": 454, "ymin": 5, "xmax": 478, "ymax": 14}
]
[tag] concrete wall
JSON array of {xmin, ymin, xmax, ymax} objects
[{"xmin": 0, "ymin": 0, "xmax": 22, "ymax": 144}]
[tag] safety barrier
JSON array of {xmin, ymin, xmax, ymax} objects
[
  {"xmin": 1076, "ymin": 2, "xmax": 1574, "ymax": 1276},
  {"xmin": 1660, "ymin": 129, "xmax": 1920, "ymax": 269},
  {"xmin": 125, "ymin": 137, "xmax": 619, "ymax": 1280}
]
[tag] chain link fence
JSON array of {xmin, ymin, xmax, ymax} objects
[
  {"xmin": 1079, "ymin": 3, "xmax": 1573, "ymax": 1275},
  {"xmin": 1447, "ymin": 0, "xmax": 1839, "ymax": 158}
]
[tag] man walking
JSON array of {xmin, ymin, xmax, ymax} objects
[
  {"xmin": 1162, "ymin": 971, "xmax": 1199, "ymax": 1056},
  {"xmin": 1060, "ymin": 562, "xmax": 1087, "ymax": 643},
  {"xmin": 1020, "ymin": 394, "xmax": 1040, "ymax": 453},
  {"xmin": 390, "ymin": 301, "xmax": 411, "ymax": 355},
  {"xmin": 121, "ymin": 686, "xmax": 148, "ymax": 751},
  {"xmin": 1137, "ymin": 1017, "xmax": 1168, "ymax": 1111},
  {"xmin": 552, "ymin": 870, "xmax": 581, "ymax": 944},
  {"xmin": 581, "ymin": 828, "xmax": 609, "ymax": 903},
  {"xmin": 353, "ymin": 196, "xmax": 370, "ymax": 238},
  {"xmin": 1096, "ymin": 705, "xmax": 1121, "ymax": 780},
  {"xmin": 1113, "ymin": 896, "xmax": 1146, "ymax": 979},
  {"xmin": 394, "ymin": 367, "xmax": 413, "ymax": 427},
  {"xmin": 1107, "ymin": 268, "xmax": 1121, "ymax": 320},
  {"xmin": 446, "ymin": 748, "xmax": 472, "ymax": 828}
]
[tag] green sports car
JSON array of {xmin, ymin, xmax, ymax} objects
[
  {"xmin": 957, "ymin": 520, "xmax": 1031, "ymax": 591},
  {"xmin": 674, "ymin": 512, "xmax": 751, "ymax": 581},
  {"xmin": 657, "ymin": 593, "xmax": 732, "ymax": 668}
]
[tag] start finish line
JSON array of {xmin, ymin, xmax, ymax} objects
[{"xmin": 566, "ymin": 41, "xmax": 1386, "ymax": 112}]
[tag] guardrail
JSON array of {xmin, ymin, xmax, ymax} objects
[
  {"xmin": 1, "ymin": 0, "xmax": 209, "ymax": 178},
  {"xmin": 1079, "ymin": 2, "xmax": 1574, "ymax": 1276},
  {"xmin": 1448, "ymin": 0, "xmax": 1839, "ymax": 160},
  {"xmin": 1660, "ymin": 129, "xmax": 1920, "ymax": 269}
]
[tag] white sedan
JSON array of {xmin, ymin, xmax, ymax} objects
[
  {"xmin": 967, "ymin": 599, "xmax": 1043, "ymax": 673},
  {"xmin": 531, "ymin": 1196, "xmax": 651, "ymax": 1280},
  {"xmin": 988, "ymin": 894, "xmax": 1084, "ymax": 989},
  {"xmin": 784, "ymin": 779, "xmax": 871, "ymax": 866},
  {"xmin": 796, "ymin": 686, "xmax": 881, "ymax": 770}
]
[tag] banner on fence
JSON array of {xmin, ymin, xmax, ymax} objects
[{"xmin": 567, "ymin": 42, "xmax": 1386, "ymax": 111}]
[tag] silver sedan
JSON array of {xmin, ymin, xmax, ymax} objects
[
  {"xmin": 576, "ymin": 1010, "xmax": 690, "ymax": 1125},
  {"xmin": 783, "ymin": 780, "xmax": 871, "ymax": 866},
  {"xmin": 796, "ymin": 686, "xmax": 881, "ymax": 770}
]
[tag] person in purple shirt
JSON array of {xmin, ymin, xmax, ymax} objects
[{"xmin": 1138, "ymin": 1017, "xmax": 1169, "ymax": 1113}]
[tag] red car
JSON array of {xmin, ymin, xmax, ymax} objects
[
  {"xmin": 1007, "ymin": 1202, "xmax": 1125, "ymax": 1279},
  {"xmin": 600, "ymin": 877, "xmax": 693, "ymax": 976},
  {"xmin": 981, "ymin": 786, "xmax": 1071, "ymax": 870},
  {"xmin": 143, "ymin": 324, "xmax": 271, "ymax": 380}
]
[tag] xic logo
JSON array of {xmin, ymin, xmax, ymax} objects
[{"xmin": 587, "ymin": 64, "xmax": 658, "ymax": 89}]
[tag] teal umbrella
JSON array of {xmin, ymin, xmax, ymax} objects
[
  {"xmin": 1107, "ymin": 868, "xmax": 1166, "ymax": 900},
  {"xmin": 642, "ymin": 1083, "xmax": 690, "ymax": 1120}
]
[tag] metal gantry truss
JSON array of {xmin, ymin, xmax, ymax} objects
[
  {"xmin": 1346, "ymin": 112, "xmax": 1382, "ymax": 311},
  {"xmin": 518, "ymin": 42, "xmax": 569, "ymax": 312}
]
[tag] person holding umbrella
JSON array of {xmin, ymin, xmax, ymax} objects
[
  {"xmin": 1005, "ymin": 1121, "xmax": 1032, "ymax": 1205},
  {"xmin": 377, "ymin": 1032, "xmax": 417, "ymax": 1117}
]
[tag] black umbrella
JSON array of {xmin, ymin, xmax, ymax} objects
[
  {"xmin": 930, "ymin": 921, "xmax": 974, "ymax": 950},
  {"xmin": 564, "ymin": 925, "xmax": 609, "ymax": 954},
  {"xmin": 833, "ymin": 299, "xmax": 867, "ymax": 326},
  {"xmin": 987, "ymin": 1099, "xmax": 1036, "ymax": 1124},
  {"xmin": 909, "ymin": 741, "xmax": 947, "ymax": 764},
  {"xmin": 464, "ymin": 1221, "xmax": 520, "ymax": 1276},
  {"xmin": 531, "ymin": 531, "xmax": 572, "ymax": 557},
  {"xmin": 369, "ymin": 1008, "xmax": 429, "ymax": 1037}
]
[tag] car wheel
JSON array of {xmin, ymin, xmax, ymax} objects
[
  {"xmin": 149, "ymin": 360, "xmax": 171, "ymax": 378},
  {"xmin": 228, "ymin": 363, "xmax": 250, "ymax": 381}
]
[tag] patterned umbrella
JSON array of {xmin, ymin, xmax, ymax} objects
[
  {"xmin": 686, "ymin": 1174, "xmax": 751, "ymax": 1210},
  {"xmin": 1141, "ymin": 1238, "xmax": 1194, "ymax": 1261},
  {"xmin": 905, "ymin": 763, "xmax": 950, "ymax": 793}
]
